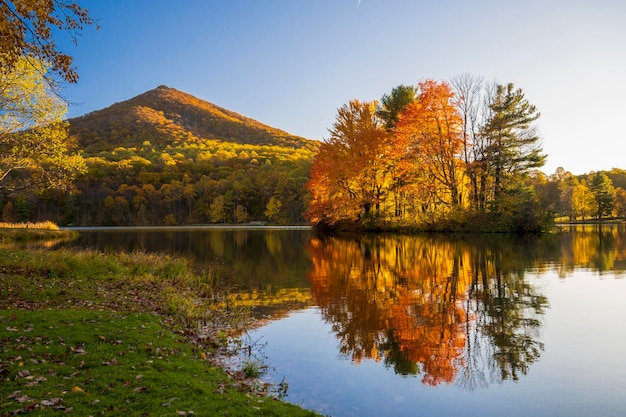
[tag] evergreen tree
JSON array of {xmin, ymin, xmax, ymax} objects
[
  {"xmin": 589, "ymin": 172, "xmax": 616, "ymax": 219},
  {"xmin": 376, "ymin": 85, "xmax": 418, "ymax": 130},
  {"xmin": 481, "ymin": 83, "xmax": 545, "ymax": 203}
]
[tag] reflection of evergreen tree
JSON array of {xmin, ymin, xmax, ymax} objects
[
  {"xmin": 380, "ymin": 329, "xmax": 419, "ymax": 376},
  {"xmin": 474, "ymin": 272, "xmax": 547, "ymax": 382}
]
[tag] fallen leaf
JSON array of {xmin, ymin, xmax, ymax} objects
[
  {"xmin": 40, "ymin": 398, "xmax": 62, "ymax": 407},
  {"xmin": 16, "ymin": 395, "xmax": 32, "ymax": 403},
  {"xmin": 71, "ymin": 386, "xmax": 84, "ymax": 393},
  {"xmin": 7, "ymin": 391, "xmax": 22, "ymax": 400},
  {"xmin": 16, "ymin": 370, "xmax": 30, "ymax": 378}
]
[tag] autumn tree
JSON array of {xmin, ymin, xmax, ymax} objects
[
  {"xmin": 606, "ymin": 168, "xmax": 626, "ymax": 190},
  {"xmin": 306, "ymin": 99, "xmax": 392, "ymax": 226},
  {"xmin": 394, "ymin": 80, "xmax": 465, "ymax": 214},
  {"xmin": 570, "ymin": 180, "xmax": 595, "ymax": 221},
  {"xmin": 234, "ymin": 204, "xmax": 248, "ymax": 223},
  {"xmin": 614, "ymin": 187, "xmax": 626, "ymax": 218},
  {"xmin": 265, "ymin": 196, "xmax": 282, "ymax": 223},
  {"xmin": 0, "ymin": 56, "xmax": 85, "ymax": 194},
  {"xmin": 209, "ymin": 195, "xmax": 226, "ymax": 223},
  {"xmin": 0, "ymin": 0, "xmax": 96, "ymax": 83}
]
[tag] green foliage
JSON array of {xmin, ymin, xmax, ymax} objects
[
  {"xmin": 482, "ymin": 83, "xmax": 545, "ymax": 201},
  {"xmin": 589, "ymin": 172, "xmax": 616, "ymax": 219},
  {"xmin": 241, "ymin": 359, "xmax": 267, "ymax": 379},
  {"xmin": 376, "ymin": 84, "xmax": 418, "ymax": 130},
  {"xmin": 0, "ymin": 56, "xmax": 86, "ymax": 195}
]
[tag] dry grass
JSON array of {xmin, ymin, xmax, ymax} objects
[{"xmin": 0, "ymin": 220, "xmax": 60, "ymax": 230}]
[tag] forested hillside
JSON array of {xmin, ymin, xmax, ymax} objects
[
  {"xmin": 70, "ymin": 85, "xmax": 315, "ymax": 152},
  {"xmin": 1, "ymin": 86, "xmax": 319, "ymax": 226}
]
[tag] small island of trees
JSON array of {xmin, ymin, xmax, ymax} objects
[{"xmin": 306, "ymin": 76, "xmax": 626, "ymax": 232}]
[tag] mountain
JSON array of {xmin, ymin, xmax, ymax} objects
[
  {"xmin": 69, "ymin": 85, "xmax": 317, "ymax": 153},
  {"xmin": 0, "ymin": 86, "xmax": 320, "ymax": 226}
]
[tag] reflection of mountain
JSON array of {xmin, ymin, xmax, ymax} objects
[
  {"xmin": 227, "ymin": 287, "xmax": 312, "ymax": 318},
  {"xmin": 307, "ymin": 233, "xmax": 548, "ymax": 387},
  {"xmin": 69, "ymin": 228, "xmax": 315, "ymax": 317}
]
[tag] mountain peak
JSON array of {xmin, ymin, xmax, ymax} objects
[{"xmin": 69, "ymin": 87, "xmax": 315, "ymax": 153}]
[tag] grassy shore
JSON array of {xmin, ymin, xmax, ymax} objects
[
  {"xmin": 0, "ymin": 222, "xmax": 77, "ymax": 243},
  {"xmin": 0, "ymin": 239, "xmax": 319, "ymax": 416}
]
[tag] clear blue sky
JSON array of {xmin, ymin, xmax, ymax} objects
[{"xmin": 61, "ymin": 0, "xmax": 626, "ymax": 175}]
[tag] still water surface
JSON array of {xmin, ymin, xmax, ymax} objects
[{"xmin": 66, "ymin": 225, "xmax": 626, "ymax": 417}]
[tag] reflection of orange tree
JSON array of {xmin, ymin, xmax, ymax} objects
[
  {"xmin": 308, "ymin": 234, "xmax": 472, "ymax": 385},
  {"xmin": 307, "ymin": 233, "xmax": 547, "ymax": 387}
]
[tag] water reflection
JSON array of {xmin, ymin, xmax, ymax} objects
[
  {"xmin": 64, "ymin": 227, "xmax": 316, "ymax": 317},
  {"xmin": 47, "ymin": 225, "xmax": 626, "ymax": 416},
  {"xmin": 58, "ymin": 224, "xmax": 626, "ymax": 390},
  {"xmin": 306, "ymin": 233, "xmax": 549, "ymax": 387},
  {"xmin": 553, "ymin": 224, "xmax": 626, "ymax": 276}
]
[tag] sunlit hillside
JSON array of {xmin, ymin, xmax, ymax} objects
[
  {"xmin": 69, "ymin": 85, "xmax": 317, "ymax": 153},
  {"xmin": 0, "ymin": 87, "xmax": 319, "ymax": 226}
]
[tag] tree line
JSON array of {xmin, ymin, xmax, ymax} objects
[
  {"xmin": 1, "ymin": 60, "xmax": 625, "ymax": 227},
  {"xmin": 1, "ymin": 139, "xmax": 315, "ymax": 226},
  {"xmin": 306, "ymin": 77, "xmax": 626, "ymax": 231}
]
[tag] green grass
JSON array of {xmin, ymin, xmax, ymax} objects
[
  {"xmin": 0, "ymin": 310, "xmax": 316, "ymax": 416},
  {"xmin": 0, "ymin": 247, "xmax": 320, "ymax": 416}
]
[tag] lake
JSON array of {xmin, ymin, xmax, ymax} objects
[{"xmin": 65, "ymin": 224, "xmax": 626, "ymax": 417}]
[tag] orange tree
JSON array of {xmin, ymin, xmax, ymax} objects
[
  {"xmin": 306, "ymin": 99, "xmax": 393, "ymax": 227},
  {"xmin": 393, "ymin": 80, "xmax": 465, "ymax": 222},
  {"xmin": 0, "ymin": 0, "xmax": 96, "ymax": 83}
]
